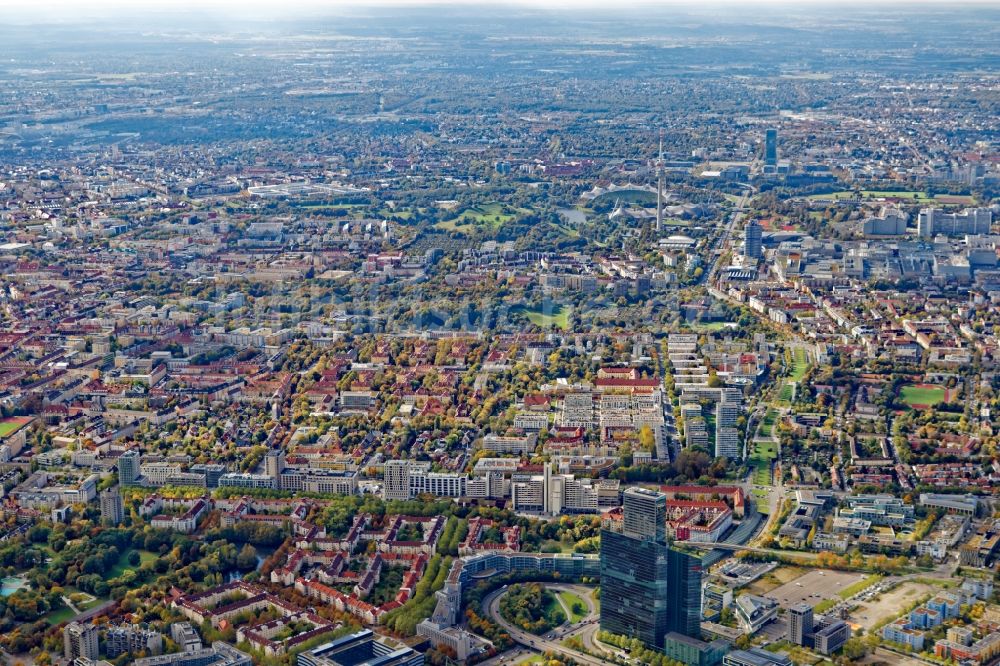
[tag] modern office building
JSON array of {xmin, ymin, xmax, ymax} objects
[
  {"xmin": 667, "ymin": 547, "xmax": 704, "ymax": 637},
  {"xmin": 811, "ymin": 619, "xmax": 851, "ymax": 655},
  {"xmin": 764, "ymin": 129, "xmax": 778, "ymax": 166},
  {"xmin": 133, "ymin": 642, "xmax": 252, "ymax": 666},
  {"xmin": 64, "ymin": 622, "xmax": 99, "ymax": 661},
  {"xmin": 100, "ymin": 486, "xmax": 124, "ymax": 525},
  {"xmin": 622, "ymin": 486, "xmax": 667, "ymax": 542},
  {"xmin": 663, "ymin": 632, "xmax": 727, "ymax": 666},
  {"xmin": 297, "ymin": 629, "xmax": 423, "ymax": 666},
  {"xmin": 600, "ymin": 487, "xmax": 703, "ymax": 649},
  {"xmin": 191, "ymin": 463, "xmax": 228, "ymax": 489},
  {"xmin": 600, "ymin": 527, "xmax": 670, "ymax": 649},
  {"xmin": 723, "ymin": 648, "xmax": 793, "ymax": 666},
  {"xmin": 917, "ymin": 207, "xmax": 993, "ymax": 238},
  {"xmin": 789, "ymin": 603, "xmax": 813, "ymax": 646},
  {"xmin": 118, "ymin": 449, "xmax": 141, "ymax": 486},
  {"xmin": 743, "ymin": 219, "xmax": 763, "ymax": 260}
]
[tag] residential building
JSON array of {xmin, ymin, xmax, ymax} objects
[
  {"xmin": 118, "ymin": 449, "xmax": 141, "ymax": 486},
  {"xmin": 105, "ymin": 624, "xmax": 164, "ymax": 658},
  {"xmin": 100, "ymin": 486, "xmax": 124, "ymax": 525},
  {"xmin": 64, "ymin": 622, "xmax": 99, "ymax": 661}
]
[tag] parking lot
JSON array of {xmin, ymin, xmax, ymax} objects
[{"xmin": 766, "ymin": 569, "xmax": 867, "ymax": 608}]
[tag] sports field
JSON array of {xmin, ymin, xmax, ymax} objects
[
  {"xmin": 513, "ymin": 304, "xmax": 571, "ymax": 330},
  {"xmin": 0, "ymin": 417, "xmax": 32, "ymax": 438},
  {"xmin": 899, "ymin": 383, "xmax": 950, "ymax": 409}
]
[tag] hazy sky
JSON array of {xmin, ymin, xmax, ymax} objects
[
  {"xmin": 1, "ymin": 0, "xmax": 996, "ymax": 27},
  {"xmin": 4, "ymin": 0, "xmax": 998, "ymax": 13}
]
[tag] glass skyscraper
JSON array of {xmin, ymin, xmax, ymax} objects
[
  {"xmin": 599, "ymin": 528, "xmax": 670, "ymax": 648},
  {"xmin": 623, "ymin": 486, "xmax": 667, "ymax": 542},
  {"xmin": 667, "ymin": 546, "xmax": 704, "ymax": 637},
  {"xmin": 764, "ymin": 128, "xmax": 778, "ymax": 166},
  {"xmin": 600, "ymin": 488, "xmax": 704, "ymax": 650}
]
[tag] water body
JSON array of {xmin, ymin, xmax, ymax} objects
[
  {"xmin": 557, "ymin": 208, "xmax": 586, "ymax": 226},
  {"xmin": 1, "ymin": 576, "xmax": 28, "ymax": 597},
  {"xmin": 225, "ymin": 549, "xmax": 273, "ymax": 583}
]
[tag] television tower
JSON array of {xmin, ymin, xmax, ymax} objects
[{"xmin": 655, "ymin": 129, "xmax": 664, "ymax": 234}]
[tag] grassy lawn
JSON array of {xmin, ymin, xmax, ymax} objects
[
  {"xmin": 513, "ymin": 304, "xmax": 571, "ymax": 330},
  {"xmin": 764, "ymin": 641, "xmax": 823, "ymax": 665},
  {"xmin": 690, "ymin": 321, "xmax": 732, "ymax": 332},
  {"xmin": 789, "ymin": 348, "xmax": 809, "ymax": 382},
  {"xmin": 548, "ymin": 221, "xmax": 581, "ymax": 238},
  {"xmin": 899, "ymin": 384, "xmax": 947, "ymax": 408},
  {"xmin": 750, "ymin": 420, "xmax": 778, "ymax": 487},
  {"xmin": 814, "ymin": 597, "xmax": 839, "ymax": 613},
  {"xmin": 64, "ymin": 587, "xmax": 103, "ymax": 611},
  {"xmin": 558, "ymin": 590, "xmax": 588, "ymax": 623},
  {"xmin": 516, "ymin": 656, "xmax": 546, "ymax": 666},
  {"xmin": 44, "ymin": 604, "xmax": 76, "ymax": 626},
  {"xmin": 107, "ymin": 549, "xmax": 158, "ymax": 579},
  {"xmin": 759, "ymin": 409, "xmax": 778, "ymax": 438},
  {"xmin": 744, "ymin": 566, "xmax": 806, "ymax": 596},
  {"xmin": 838, "ymin": 574, "xmax": 883, "ymax": 601},
  {"xmin": 775, "ymin": 348, "xmax": 809, "ymax": 405},
  {"xmin": 435, "ymin": 203, "xmax": 526, "ymax": 233},
  {"xmin": 753, "ymin": 488, "xmax": 770, "ymax": 512}
]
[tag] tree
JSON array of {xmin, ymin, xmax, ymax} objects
[{"xmin": 236, "ymin": 544, "xmax": 259, "ymax": 571}]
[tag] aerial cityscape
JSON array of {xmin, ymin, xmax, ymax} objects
[{"xmin": 0, "ymin": 2, "xmax": 998, "ymax": 666}]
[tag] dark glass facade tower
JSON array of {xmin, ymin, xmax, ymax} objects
[
  {"xmin": 764, "ymin": 128, "xmax": 778, "ymax": 166},
  {"xmin": 599, "ymin": 529, "xmax": 669, "ymax": 648},
  {"xmin": 600, "ymin": 488, "xmax": 704, "ymax": 649},
  {"xmin": 666, "ymin": 547, "xmax": 703, "ymax": 638}
]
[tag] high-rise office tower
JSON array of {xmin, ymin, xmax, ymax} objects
[
  {"xmin": 656, "ymin": 131, "xmax": 665, "ymax": 234},
  {"xmin": 667, "ymin": 547, "xmax": 704, "ymax": 637},
  {"xmin": 118, "ymin": 449, "xmax": 141, "ymax": 486},
  {"xmin": 790, "ymin": 603, "xmax": 814, "ymax": 646},
  {"xmin": 600, "ymin": 523, "xmax": 670, "ymax": 648},
  {"xmin": 743, "ymin": 219, "xmax": 763, "ymax": 260},
  {"xmin": 100, "ymin": 485, "xmax": 124, "ymax": 525},
  {"xmin": 601, "ymin": 487, "xmax": 704, "ymax": 649},
  {"xmin": 764, "ymin": 128, "xmax": 778, "ymax": 166},
  {"xmin": 622, "ymin": 486, "xmax": 667, "ymax": 542}
]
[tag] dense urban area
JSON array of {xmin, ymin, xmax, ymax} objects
[{"xmin": 0, "ymin": 4, "xmax": 999, "ymax": 666}]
